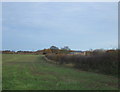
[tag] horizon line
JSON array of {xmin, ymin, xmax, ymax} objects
[{"xmin": 1, "ymin": 48, "xmax": 118, "ymax": 51}]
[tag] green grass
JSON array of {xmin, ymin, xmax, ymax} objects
[{"xmin": 2, "ymin": 54, "xmax": 118, "ymax": 90}]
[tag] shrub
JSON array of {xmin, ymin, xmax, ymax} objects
[{"xmin": 45, "ymin": 50, "xmax": 118, "ymax": 76}]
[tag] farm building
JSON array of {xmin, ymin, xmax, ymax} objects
[{"xmin": 70, "ymin": 51, "xmax": 85, "ymax": 55}]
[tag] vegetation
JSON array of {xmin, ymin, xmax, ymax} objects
[
  {"xmin": 2, "ymin": 46, "xmax": 71, "ymax": 55},
  {"xmin": 45, "ymin": 50, "xmax": 118, "ymax": 76},
  {"xmin": 2, "ymin": 54, "xmax": 118, "ymax": 90}
]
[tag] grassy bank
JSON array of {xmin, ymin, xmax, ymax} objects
[{"xmin": 2, "ymin": 54, "xmax": 118, "ymax": 90}]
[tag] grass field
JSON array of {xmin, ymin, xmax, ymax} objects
[{"xmin": 2, "ymin": 54, "xmax": 118, "ymax": 90}]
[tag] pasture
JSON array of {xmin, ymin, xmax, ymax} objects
[{"xmin": 2, "ymin": 54, "xmax": 118, "ymax": 90}]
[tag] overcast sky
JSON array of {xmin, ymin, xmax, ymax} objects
[{"xmin": 2, "ymin": 2, "xmax": 118, "ymax": 51}]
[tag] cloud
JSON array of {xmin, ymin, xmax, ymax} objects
[{"xmin": 2, "ymin": 2, "xmax": 118, "ymax": 50}]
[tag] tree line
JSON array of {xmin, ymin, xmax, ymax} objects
[{"xmin": 2, "ymin": 46, "xmax": 72, "ymax": 54}]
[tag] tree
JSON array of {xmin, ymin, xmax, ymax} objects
[
  {"xmin": 50, "ymin": 46, "xmax": 59, "ymax": 50},
  {"xmin": 50, "ymin": 46, "xmax": 59, "ymax": 54},
  {"xmin": 60, "ymin": 46, "xmax": 70, "ymax": 54},
  {"xmin": 92, "ymin": 49, "xmax": 105, "ymax": 55},
  {"xmin": 61, "ymin": 46, "xmax": 70, "ymax": 51}
]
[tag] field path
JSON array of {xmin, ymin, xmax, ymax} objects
[{"xmin": 2, "ymin": 54, "xmax": 118, "ymax": 90}]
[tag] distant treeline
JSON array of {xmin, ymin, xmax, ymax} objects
[
  {"xmin": 45, "ymin": 49, "xmax": 119, "ymax": 76},
  {"xmin": 2, "ymin": 49, "xmax": 73, "ymax": 54},
  {"xmin": 2, "ymin": 50, "xmax": 41, "ymax": 54},
  {"xmin": 2, "ymin": 46, "xmax": 73, "ymax": 55},
  {"xmin": 2, "ymin": 46, "xmax": 118, "ymax": 55}
]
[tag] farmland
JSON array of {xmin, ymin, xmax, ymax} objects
[{"xmin": 2, "ymin": 54, "xmax": 118, "ymax": 90}]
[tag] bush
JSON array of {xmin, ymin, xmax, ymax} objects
[{"xmin": 45, "ymin": 50, "xmax": 118, "ymax": 76}]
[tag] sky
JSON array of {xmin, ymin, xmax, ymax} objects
[
  {"xmin": 0, "ymin": 2, "xmax": 2, "ymax": 51},
  {"xmin": 2, "ymin": 2, "xmax": 118, "ymax": 51}
]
